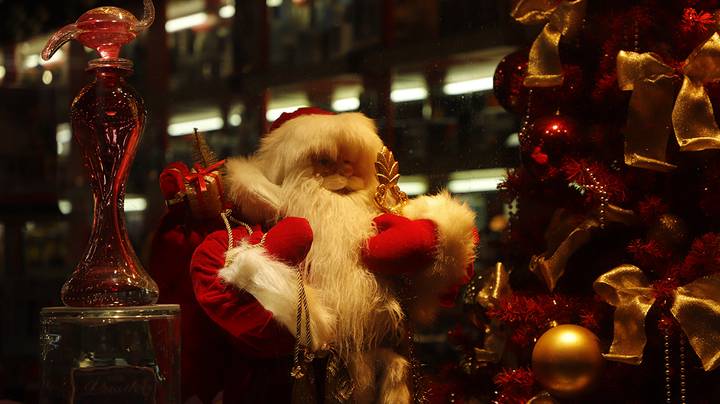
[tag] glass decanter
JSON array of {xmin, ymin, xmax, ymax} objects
[{"xmin": 42, "ymin": 0, "xmax": 159, "ymax": 306}]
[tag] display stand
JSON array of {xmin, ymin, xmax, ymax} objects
[{"xmin": 39, "ymin": 305, "xmax": 180, "ymax": 403}]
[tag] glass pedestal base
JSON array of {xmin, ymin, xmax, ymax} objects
[{"xmin": 40, "ymin": 304, "xmax": 180, "ymax": 404}]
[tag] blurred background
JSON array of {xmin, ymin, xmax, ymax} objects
[{"xmin": 0, "ymin": 0, "xmax": 531, "ymax": 400}]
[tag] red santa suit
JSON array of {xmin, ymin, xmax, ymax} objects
[{"xmin": 189, "ymin": 108, "xmax": 477, "ymax": 403}]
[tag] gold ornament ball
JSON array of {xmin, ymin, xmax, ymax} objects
[{"xmin": 531, "ymin": 324, "xmax": 604, "ymax": 398}]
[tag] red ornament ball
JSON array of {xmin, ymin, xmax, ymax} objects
[
  {"xmin": 493, "ymin": 50, "xmax": 529, "ymax": 115},
  {"xmin": 523, "ymin": 114, "xmax": 579, "ymax": 158},
  {"xmin": 493, "ymin": 48, "xmax": 585, "ymax": 116}
]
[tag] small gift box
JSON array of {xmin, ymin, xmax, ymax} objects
[{"xmin": 159, "ymin": 160, "xmax": 225, "ymax": 220}]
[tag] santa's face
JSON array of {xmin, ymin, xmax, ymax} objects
[{"xmin": 311, "ymin": 145, "xmax": 373, "ymax": 194}]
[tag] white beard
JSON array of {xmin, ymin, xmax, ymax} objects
[{"xmin": 279, "ymin": 171, "xmax": 404, "ymax": 358}]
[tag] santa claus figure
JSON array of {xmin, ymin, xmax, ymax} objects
[{"xmin": 191, "ymin": 108, "xmax": 477, "ymax": 403}]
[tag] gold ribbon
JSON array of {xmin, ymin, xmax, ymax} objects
[
  {"xmin": 530, "ymin": 205, "xmax": 637, "ymax": 291},
  {"xmin": 593, "ymin": 265, "xmax": 720, "ymax": 371},
  {"xmin": 673, "ymin": 32, "xmax": 720, "ymax": 151},
  {"xmin": 473, "ymin": 262, "xmax": 512, "ymax": 365},
  {"xmin": 527, "ymin": 391, "xmax": 559, "ymax": 404},
  {"xmin": 476, "ymin": 262, "xmax": 513, "ymax": 307},
  {"xmin": 616, "ymin": 51, "xmax": 677, "ymax": 171},
  {"xmin": 617, "ymin": 33, "xmax": 720, "ymax": 171},
  {"xmin": 511, "ymin": 0, "xmax": 587, "ymax": 87}
]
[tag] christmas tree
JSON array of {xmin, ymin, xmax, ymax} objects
[{"xmin": 438, "ymin": 1, "xmax": 720, "ymax": 403}]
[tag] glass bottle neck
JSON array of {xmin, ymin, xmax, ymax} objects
[
  {"xmin": 88, "ymin": 64, "xmax": 133, "ymax": 88},
  {"xmin": 88, "ymin": 57, "xmax": 134, "ymax": 73}
]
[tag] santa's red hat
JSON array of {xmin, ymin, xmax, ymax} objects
[{"xmin": 269, "ymin": 106, "xmax": 335, "ymax": 132}]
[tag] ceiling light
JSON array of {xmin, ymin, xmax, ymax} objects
[
  {"xmin": 448, "ymin": 169, "xmax": 506, "ymax": 193},
  {"xmin": 56, "ymin": 123, "xmax": 71, "ymax": 155},
  {"xmin": 168, "ymin": 116, "xmax": 223, "ymax": 136},
  {"xmin": 58, "ymin": 199, "xmax": 72, "ymax": 215},
  {"xmin": 332, "ymin": 97, "xmax": 360, "ymax": 112},
  {"xmin": 443, "ymin": 77, "xmax": 493, "ymax": 95},
  {"xmin": 24, "ymin": 54, "xmax": 41, "ymax": 69},
  {"xmin": 165, "ymin": 12, "xmax": 207, "ymax": 33},
  {"xmin": 390, "ymin": 87, "xmax": 427, "ymax": 103},
  {"xmin": 219, "ymin": 5, "xmax": 235, "ymax": 18},
  {"xmin": 398, "ymin": 176, "xmax": 428, "ymax": 196},
  {"xmin": 505, "ymin": 132, "xmax": 519, "ymax": 147},
  {"xmin": 229, "ymin": 113, "xmax": 242, "ymax": 126},
  {"xmin": 125, "ymin": 196, "xmax": 148, "ymax": 212},
  {"xmin": 42, "ymin": 70, "xmax": 53, "ymax": 85}
]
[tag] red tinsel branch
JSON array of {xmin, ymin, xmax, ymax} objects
[
  {"xmin": 561, "ymin": 158, "xmax": 626, "ymax": 203},
  {"xmin": 637, "ymin": 195, "xmax": 668, "ymax": 224},
  {"xmin": 680, "ymin": 8, "xmax": 715, "ymax": 34},
  {"xmin": 487, "ymin": 294, "xmax": 601, "ymax": 347},
  {"xmin": 681, "ymin": 233, "xmax": 720, "ymax": 279},
  {"xmin": 493, "ymin": 368, "xmax": 537, "ymax": 404},
  {"xmin": 497, "ymin": 168, "xmax": 525, "ymax": 202},
  {"xmin": 627, "ymin": 239, "xmax": 672, "ymax": 273}
]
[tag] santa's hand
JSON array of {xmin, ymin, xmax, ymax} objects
[
  {"xmin": 262, "ymin": 217, "xmax": 314, "ymax": 266},
  {"xmin": 362, "ymin": 213, "xmax": 438, "ymax": 276},
  {"xmin": 218, "ymin": 217, "xmax": 334, "ymax": 350}
]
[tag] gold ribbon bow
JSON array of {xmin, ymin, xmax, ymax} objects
[
  {"xmin": 511, "ymin": 0, "xmax": 587, "ymax": 87},
  {"xmin": 593, "ymin": 265, "xmax": 720, "ymax": 371},
  {"xmin": 617, "ymin": 33, "xmax": 720, "ymax": 171}
]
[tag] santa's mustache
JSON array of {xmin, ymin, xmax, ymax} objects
[{"xmin": 320, "ymin": 173, "xmax": 366, "ymax": 192}]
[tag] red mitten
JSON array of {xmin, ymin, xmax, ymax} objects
[
  {"xmin": 262, "ymin": 216, "xmax": 313, "ymax": 267},
  {"xmin": 362, "ymin": 213, "xmax": 438, "ymax": 275}
]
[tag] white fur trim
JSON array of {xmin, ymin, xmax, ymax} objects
[
  {"xmin": 225, "ymin": 157, "xmax": 282, "ymax": 225},
  {"xmin": 402, "ymin": 191, "xmax": 477, "ymax": 324},
  {"xmin": 377, "ymin": 349, "xmax": 411, "ymax": 404},
  {"xmin": 219, "ymin": 241, "xmax": 334, "ymax": 349},
  {"xmin": 346, "ymin": 349, "xmax": 410, "ymax": 404}
]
